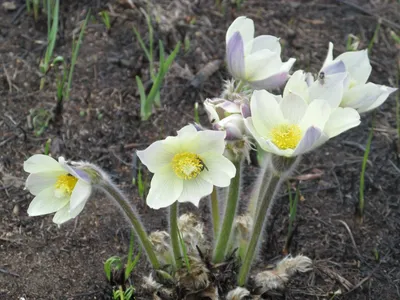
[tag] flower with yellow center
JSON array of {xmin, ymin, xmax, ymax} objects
[
  {"xmin": 24, "ymin": 155, "xmax": 92, "ymax": 224},
  {"xmin": 137, "ymin": 125, "xmax": 236, "ymax": 209},
  {"xmin": 244, "ymin": 89, "xmax": 361, "ymax": 157}
]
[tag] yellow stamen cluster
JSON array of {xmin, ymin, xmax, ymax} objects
[
  {"xmin": 55, "ymin": 174, "xmax": 78, "ymax": 195},
  {"xmin": 172, "ymin": 152, "xmax": 204, "ymax": 180},
  {"xmin": 271, "ymin": 124, "xmax": 302, "ymax": 150}
]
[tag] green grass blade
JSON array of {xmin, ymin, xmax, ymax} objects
[
  {"xmin": 65, "ymin": 11, "xmax": 90, "ymax": 100},
  {"xmin": 133, "ymin": 27, "xmax": 152, "ymax": 63},
  {"xmin": 177, "ymin": 227, "xmax": 191, "ymax": 273},
  {"xmin": 358, "ymin": 114, "xmax": 375, "ymax": 223},
  {"xmin": 135, "ymin": 76, "xmax": 148, "ymax": 119}
]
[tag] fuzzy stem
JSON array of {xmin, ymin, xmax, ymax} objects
[
  {"xmin": 210, "ymin": 187, "xmax": 220, "ymax": 239},
  {"xmin": 238, "ymin": 155, "xmax": 298, "ymax": 286},
  {"xmin": 234, "ymin": 80, "xmax": 245, "ymax": 93},
  {"xmin": 170, "ymin": 201, "xmax": 182, "ymax": 269},
  {"xmin": 237, "ymin": 175, "xmax": 281, "ymax": 286},
  {"xmin": 213, "ymin": 159, "xmax": 242, "ymax": 263},
  {"xmin": 99, "ymin": 182, "xmax": 160, "ymax": 270}
]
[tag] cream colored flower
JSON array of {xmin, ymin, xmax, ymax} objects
[
  {"xmin": 24, "ymin": 155, "xmax": 92, "ymax": 224},
  {"xmin": 244, "ymin": 89, "xmax": 360, "ymax": 157},
  {"xmin": 137, "ymin": 125, "xmax": 236, "ymax": 209}
]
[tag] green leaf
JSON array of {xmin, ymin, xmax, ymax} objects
[
  {"xmin": 135, "ymin": 76, "xmax": 148, "ymax": 119},
  {"xmin": 104, "ymin": 256, "xmax": 122, "ymax": 282}
]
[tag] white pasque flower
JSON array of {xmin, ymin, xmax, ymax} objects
[
  {"xmin": 24, "ymin": 154, "xmax": 92, "ymax": 224},
  {"xmin": 322, "ymin": 42, "xmax": 397, "ymax": 113},
  {"xmin": 226, "ymin": 16, "xmax": 296, "ymax": 89},
  {"xmin": 244, "ymin": 89, "xmax": 360, "ymax": 157},
  {"xmin": 137, "ymin": 125, "xmax": 236, "ymax": 209}
]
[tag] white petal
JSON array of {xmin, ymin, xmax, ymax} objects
[
  {"xmin": 321, "ymin": 42, "xmax": 334, "ymax": 69},
  {"xmin": 183, "ymin": 130, "xmax": 226, "ymax": 155},
  {"xmin": 52, "ymin": 199, "xmax": 88, "ymax": 225},
  {"xmin": 69, "ymin": 180, "xmax": 92, "ymax": 211},
  {"xmin": 324, "ymin": 107, "xmax": 361, "ymax": 137},
  {"xmin": 25, "ymin": 171, "xmax": 65, "ymax": 195},
  {"xmin": 58, "ymin": 158, "xmax": 91, "ymax": 183},
  {"xmin": 177, "ymin": 177, "xmax": 213, "ymax": 207},
  {"xmin": 226, "ymin": 16, "xmax": 254, "ymax": 46},
  {"xmin": 244, "ymin": 49, "xmax": 276, "ymax": 79},
  {"xmin": 27, "ymin": 187, "xmax": 69, "ymax": 216},
  {"xmin": 137, "ymin": 140, "xmax": 176, "ymax": 173},
  {"xmin": 279, "ymin": 92, "xmax": 307, "ymax": 124},
  {"xmin": 309, "ymin": 71, "xmax": 347, "ymax": 108},
  {"xmin": 283, "ymin": 70, "xmax": 310, "ymax": 102},
  {"xmin": 200, "ymin": 152, "xmax": 236, "ymax": 187},
  {"xmin": 177, "ymin": 124, "xmax": 198, "ymax": 137},
  {"xmin": 24, "ymin": 154, "xmax": 65, "ymax": 174},
  {"xmin": 358, "ymin": 85, "xmax": 397, "ymax": 113},
  {"xmin": 335, "ymin": 49, "xmax": 371, "ymax": 85},
  {"xmin": 251, "ymin": 90, "xmax": 285, "ymax": 136},
  {"xmin": 298, "ymin": 99, "xmax": 331, "ymax": 131},
  {"xmin": 244, "ymin": 35, "xmax": 281, "ymax": 55},
  {"xmin": 146, "ymin": 167, "xmax": 183, "ymax": 209}
]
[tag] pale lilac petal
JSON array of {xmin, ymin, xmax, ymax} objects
[
  {"xmin": 292, "ymin": 127, "xmax": 322, "ymax": 156},
  {"xmin": 59, "ymin": 158, "xmax": 91, "ymax": 183},
  {"xmin": 320, "ymin": 60, "xmax": 346, "ymax": 76},
  {"xmin": 226, "ymin": 32, "xmax": 245, "ymax": 79},
  {"xmin": 241, "ymin": 103, "xmax": 251, "ymax": 118},
  {"xmin": 27, "ymin": 187, "xmax": 69, "ymax": 216}
]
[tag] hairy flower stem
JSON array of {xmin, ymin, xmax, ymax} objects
[
  {"xmin": 238, "ymin": 156, "xmax": 298, "ymax": 286},
  {"xmin": 99, "ymin": 182, "xmax": 160, "ymax": 270},
  {"xmin": 234, "ymin": 80, "xmax": 245, "ymax": 93},
  {"xmin": 210, "ymin": 187, "xmax": 220, "ymax": 239},
  {"xmin": 169, "ymin": 201, "xmax": 182, "ymax": 269},
  {"xmin": 213, "ymin": 159, "xmax": 242, "ymax": 263}
]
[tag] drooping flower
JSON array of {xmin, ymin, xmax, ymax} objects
[
  {"xmin": 321, "ymin": 42, "xmax": 397, "ymax": 113},
  {"xmin": 244, "ymin": 89, "xmax": 360, "ymax": 157},
  {"xmin": 226, "ymin": 16, "xmax": 296, "ymax": 89},
  {"xmin": 24, "ymin": 154, "xmax": 92, "ymax": 224},
  {"xmin": 137, "ymin": 125, "xmax": 236, "ymax": 209}
]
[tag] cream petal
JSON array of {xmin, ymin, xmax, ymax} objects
[
  {"xmin": 362, "ymin": 86, "xmax": 397, "ymax": 112},
  {"xmin": 25, "ymin": 171, "xmax": 65, "ymax": 195},
  {"xmin": 176, "ymin": 177, "xmax": 213, "ymax": 207},
  {"xmin": 279, "ymin": 93, "xmax": 308, "ymax": 124},
  {"xmin": 335, "ymin": 49, "xmax": 371, "ymax": 85},
  {"xmin": 52, "ymin": 197, "xmax": 88, "ymax": 225},
  {"xmin": 226, "ymin": 16, "xmax": 254, "ymax": 46},
  {"xmin": 200, "ymin": 152, "xmax": 236, "ymax": 186},
  {"xmin": 137, "ymin": 140, "xmax": 176, "ymax": 173},
  {"xmin": 298, "ymin": 99, "xmax": 331, "ymax": 132},
  {"xmin": 27, "ymin": 187, "xmax": 69, "ymax": 216},
  {"xmin": 24, "ymin": 154, "xmax": 65, "ymax": 174},
  {"xmin": 324, "ymin": 107, "xmax": 360, "ymax": 137},
  {"xmin": 69, "ymin": 180, "xmax": 92, "ymax": 211},
  {"xmin": 251, "ymin": 90, "xmax": 285, "ymax": 136},
  {"xmin": 146, "ymin": 167, "xmax": 183, "ymax": 209}
]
